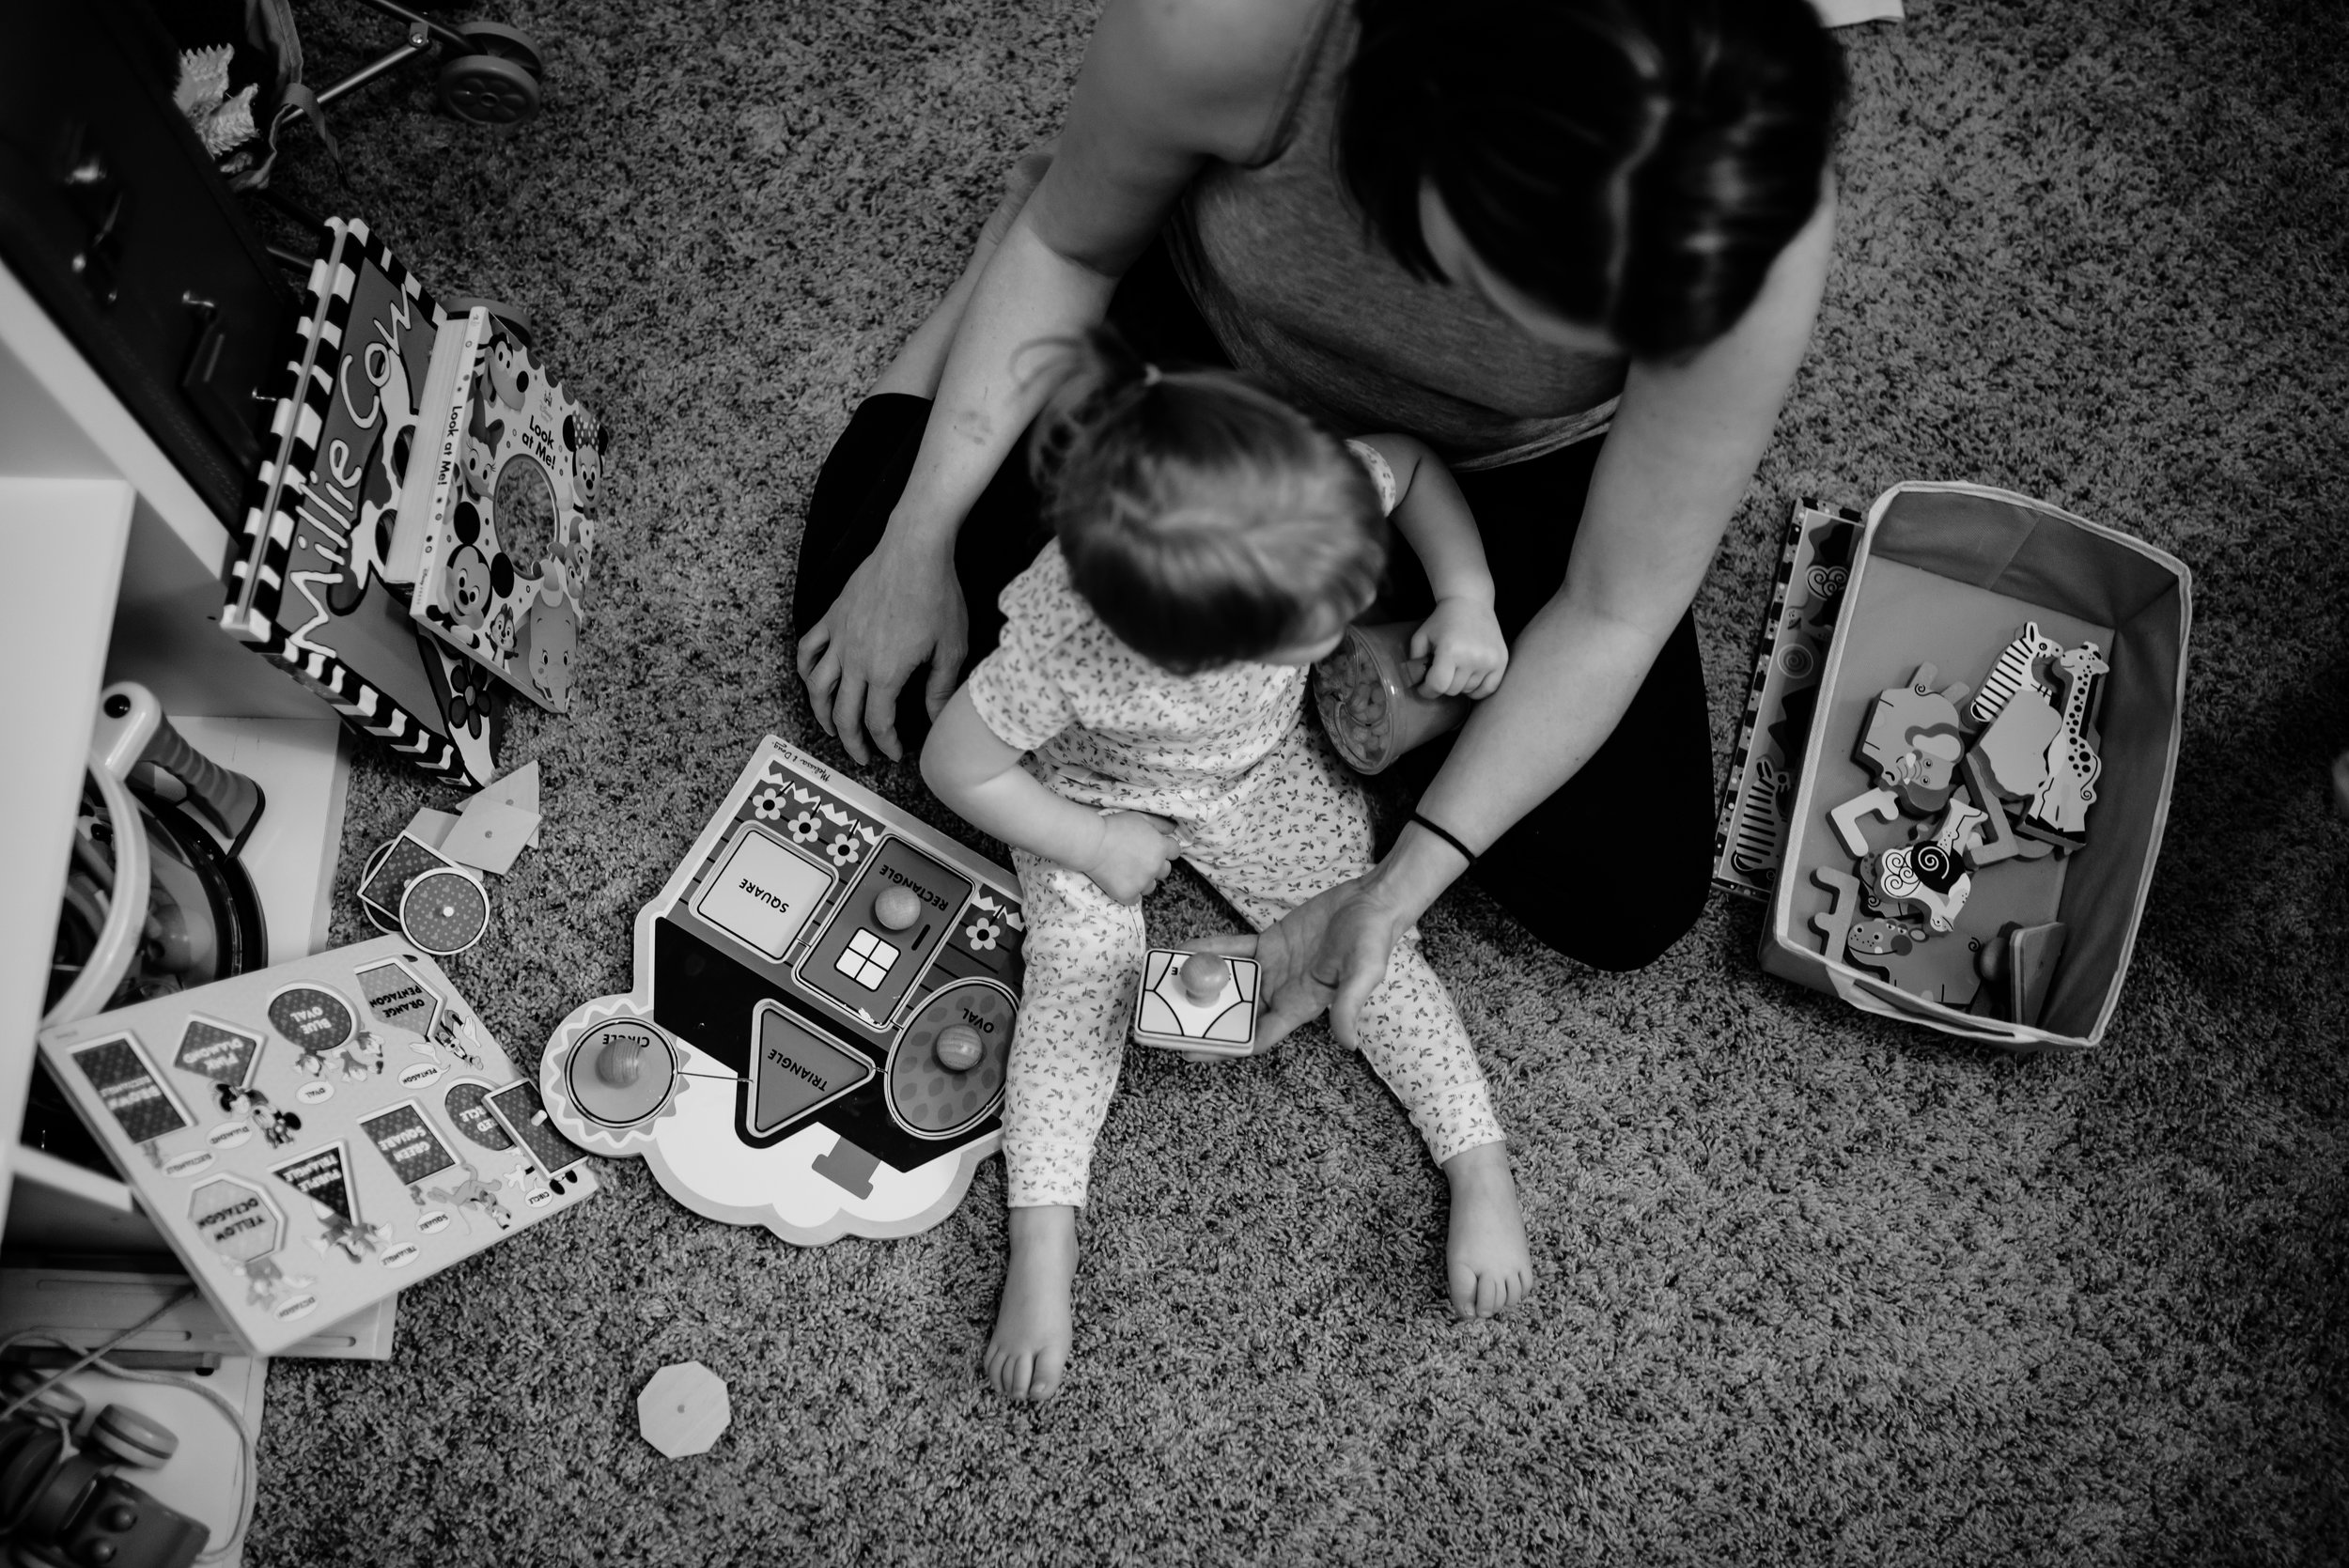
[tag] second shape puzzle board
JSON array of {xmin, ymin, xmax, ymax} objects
[{"xmin": 540, "ymin": 738, "xmax": 1027, "ymax": 1243}]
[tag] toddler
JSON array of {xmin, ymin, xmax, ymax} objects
[{"xmin": 921, "ymin": 334, "xmax": 1533, "ymax": 1404}]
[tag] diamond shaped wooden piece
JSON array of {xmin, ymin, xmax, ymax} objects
[{"xmin": 637, "ymin": 1361, "xmax": 730, "ymax": 1458}]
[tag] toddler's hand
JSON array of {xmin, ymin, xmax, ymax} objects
[
  {"xmin": 1410, "ymin": 598, "xmax": 1509, "ymax": 699},
  {"xmin": 1080, "ymin": 811, "xmax": 1180, "ymax": 904}
]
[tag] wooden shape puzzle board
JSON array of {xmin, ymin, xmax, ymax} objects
[
  {"xmin": 538, "ymin": 737, "xmax": 1027, "ymax": 1244},
  {"xmin": 36, "ymin": 937, "xmax": 599, "ymax": 1355}
]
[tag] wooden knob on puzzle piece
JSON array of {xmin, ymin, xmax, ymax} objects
[
  {"xmin": 874, "ymin": 885, "xmax": 923, "ymax": 932},
  {"xmin": 934, "ymin": 1024, "xmax": 984, "ymax": 1072},
  {"xmin": 1179, "ymin": 952, "xmax": 1228, "ymax": 1004},
  {"xmin": 597, "ymin": 1034, "xmax": 646, "ymax": 1086}
]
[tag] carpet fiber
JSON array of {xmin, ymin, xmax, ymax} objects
[{"xmin": 244, "ymin": 0, "xmax": 2346, "ymax": 1561}]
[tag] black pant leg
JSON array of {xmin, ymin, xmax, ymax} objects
[{"xmin": 1383, "ymin": 437, "xmax": 1717, "ymax": 970}]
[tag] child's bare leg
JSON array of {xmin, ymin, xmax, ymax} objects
[
  {"xmin": 1441, "ymin": 1140, "xmax": 1532, "ymax": 1319},
  {"xmin": 988, "ymin": 1203, "xmax": 1078, "ymax": 1401}
]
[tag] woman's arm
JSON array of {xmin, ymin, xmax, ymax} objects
[
  {"xmin": 921, "ymin": 690, "xmax": 1179, "ymax": 903},
  {"xmin": 1227, "ymin": 186, "xmax": 1840, "ymax": 1045},
  {"xmin": 795, "ymin": 0, "xmax": 1317, "ymax": 765}
]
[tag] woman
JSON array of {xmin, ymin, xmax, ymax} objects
[{"xmin": 794, "ymin": 0, "xmax": 1845, "ymax": 1045}]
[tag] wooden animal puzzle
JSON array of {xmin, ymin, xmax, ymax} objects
[
  {"xmin": 35, "ymin": 937, "xmax": 598, "ymax": 1355},
  {"xmin": 1812, "ymin": 623, "xmax": 2114, "ymax": 1023},
  {"xmin": 1131, "ymin": 950, "xmax": 1261, "ymax": 1057},
  {"xmin": 538, "ymin": 738, "xmax": 1026, "ymax": 1244}
]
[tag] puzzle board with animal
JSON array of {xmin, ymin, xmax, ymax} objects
[
  {"xmin": 1761, "ymin": 481, "xmax": 2191, "ymax": 1052},
  {"xmin": 538, "ymin": 737, "xmax": 1028, "ymax": 1245},
  {"xmin": 35, "ymin": 937, "xmax": 599, "ymax": 1355}
]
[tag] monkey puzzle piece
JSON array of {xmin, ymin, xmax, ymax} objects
[
  {"xmin": 1132, "ymin": 948, "xmax": 1260, "ymax": 1057},
  {"xmin": 1844, "ymin": 918, "xmax": 1985, "ymax": 1009},
  {"xmin": 1976, "ymin": 920, "xmax": 2069, "ymax": 1028},
  {"xmin": 2023, "ymin": 643, "xmax": 2109, "ymax": 840},
  {"xmin": 638, "ymin": 1361, "xmax": 730, "ymax": 1458},
  {"xmin": 1311, "ymin": 621, "xmax": 1471, "ymax": 775},
  {"xmin": 1810, "ymin": 866, "xmax": 1866, "ymax": 964},
  {"xmin": 1855, "ymin": 662, "xmax": 1973, "ymax": 815}
]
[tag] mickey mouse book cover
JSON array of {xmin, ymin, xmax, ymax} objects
[
  {"xmin": 220, "ymin": 218, "xmax": 504, "ymax": 784},
  {"xmin": 408, "ymin": 321, "xmax": 606, "ymax": 714}
]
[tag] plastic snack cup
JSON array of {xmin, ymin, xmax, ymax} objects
[{"xmin": 1311, "ymin": 621, "xmax": 1473, "ymax": 774}]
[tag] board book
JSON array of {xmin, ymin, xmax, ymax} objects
[
  {"xmin": 538, "ymin": 738, "xmax": 1025, "ymax": 1244},
  {"xmin": 1713, "ymin": 498, "xmax": 1864, "ymax": 898},
  {"xmin": 408, "ymin": 320, "xmax": 605, "ymax": 714},
  {"xmin": 36, "ymin": 936, "xmax": 599, "ymax": 1355},
  {"xmin": 218, "ymin": 217, "xmax": 503, "ymax": 786}
]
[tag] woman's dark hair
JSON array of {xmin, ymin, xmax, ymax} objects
[
  {"xmin": 1025, "ymin": 330, "xmax": 1386, "ymax": 675},
  {"xmin": 1339, "ymin": 0, "xmax": 1845, "ymax": 359}
]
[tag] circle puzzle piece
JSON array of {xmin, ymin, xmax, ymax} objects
[
  {"xmin": 400, "ymin": 869, "xmax": 491, "ymax": 956},
  {"xmin": 568, "ymin": 1019, "xmax": 677, "ymax": 1126}
]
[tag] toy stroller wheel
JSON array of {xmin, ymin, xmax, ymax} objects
[
  {"xmin": 438, "ymin": 54, "xmax": 540, "ymax": 125},
  {"xmin": 452, "ymin": 21, "xmax": 546, "ymax": 79}
]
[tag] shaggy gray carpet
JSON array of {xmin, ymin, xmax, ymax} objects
[{"xmin": 241, "ymin": 0, "xmax": 2346, "ymax": 1562}]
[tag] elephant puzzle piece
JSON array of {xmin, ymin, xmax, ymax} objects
[
  {"xmin": 537, "ymin": 738, "xmax": 1028, "ymax": 1245},
  {"xmin": 1856, "ymin": 663, "xmax": 1972, "ymax": 815},
  {"xmin": 1132, "ymin": 950, "xmax": 1261, "ymax": 1058}
]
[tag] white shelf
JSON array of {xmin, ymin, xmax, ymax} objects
[
  {"xmin": 1, "ymin": 261, "xmax": 354, "ymax": 1258},
  {"xmin": 0, "ymin": 477, "xmax": 134, "ymax": 1229}
]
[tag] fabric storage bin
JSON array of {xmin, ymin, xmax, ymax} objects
[{"xmin": 1761, "ymin": 481, "xmax": 2192, "ymax": 1051}]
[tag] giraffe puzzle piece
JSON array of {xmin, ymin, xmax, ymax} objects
[
  {"xmin": 1845, "ymin": 919, "xmax": 1985, "ymax": 1008},
  {"xmin": 1856, "ymin": 663, "xmax": 1973, "ymax": 815},
  {"xmin": 2027, "ymin": 643, "xmax": 2109, "ymax": 837}
]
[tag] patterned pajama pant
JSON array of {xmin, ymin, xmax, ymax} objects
[{"xmin": 1004, "ymin": 727, "xmax": 1504, "ymax": 1208}]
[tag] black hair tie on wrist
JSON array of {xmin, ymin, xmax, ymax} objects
[{"xmin": 1408, "ymin": 809, "xmax": 1479, "ymax": 866}]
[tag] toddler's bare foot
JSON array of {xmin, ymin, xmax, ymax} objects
[
  {"xmin": 987, "ymin": 1204, "xmax": 1077, "ymax": 1401},
  {"xmin": 1441, "ymin": 1141, "xmax": 1532, "ymax": 1319}
]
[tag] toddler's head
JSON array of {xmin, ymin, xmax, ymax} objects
[{"xmin": 1028, "ymin": 331, "xmax": 1386, "ymax": 675}]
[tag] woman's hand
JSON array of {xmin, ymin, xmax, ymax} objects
[
  {"xmin": 1078, "ymin": 811, "xmax": 1181, "ymax": 904},
  {"xmin": 795, "ymin": 533, "xmax": 969, "ymax": 765},
  {"xmin": 1410, "ymin": 596, "xmax": 1509, "ymax": 700},
  {"xmin": 1192, "ymin": 870, "xmax": 1419, "ymax": 1051}
]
